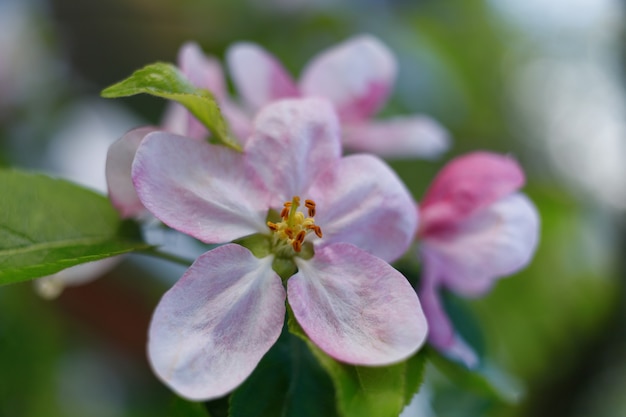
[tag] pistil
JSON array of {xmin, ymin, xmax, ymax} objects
[{"xmin": 267, "ymin": 196, "xmax": 322, "ymax": 255}]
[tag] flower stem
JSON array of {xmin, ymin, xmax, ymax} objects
[{"xmin": 137, "ymin": 249, "xmax": 195, "ymax": 267}]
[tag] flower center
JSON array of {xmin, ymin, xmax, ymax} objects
[{"xmin": 267, "ymin": 196, "xmax": 322, "ymax": 255}]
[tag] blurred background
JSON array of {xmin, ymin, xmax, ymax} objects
[{"xmin": 1, "ymin": 0, "xmax": 625, "ymax": 416}]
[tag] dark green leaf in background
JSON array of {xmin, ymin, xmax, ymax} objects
[
  {"xmin": 230, "ymin": 324, "xmax": 339, "ymax": 417},
  {"xmin": 169, "ymin": 396, "xmax": 211, "ymax": 417},
  {"xmin": 0, "ymin": 170, "xmax": 149, "ymax": 285},
  {"xmin": 427, "ymin": 346, "xmax": 519, "ymax": 404},
  {"xmin": 101, "ymin": 62, "xmax": 241, "ymax": 152}
]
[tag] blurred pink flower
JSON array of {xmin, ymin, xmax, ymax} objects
[
  {"xmin": 226, "ymin": 34, "xmax": 450, "ymax": 158},
  {"xmin": 416, "ymin": 152, "xmax": 539, "ymax": 366},
  {"xmin": 133, "ymin": 98, "xmax": 427, "ymax": 400},
  {"xmin": 107, "ymin": 35, "xmax": 450, "ymax": 217}
]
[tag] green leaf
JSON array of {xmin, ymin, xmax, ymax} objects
[
  {"xmin": 427, "ymin": 346, "xmax": 521, "ymax": 404},
  {"xmin": 230, "ymin": 325, "xmax": 339, "ymax": 417},
  {"xmin": 101, "ymin": 62, "xmax": 241, "ymax": 152},
  {"xmin": 169, "ymin": 396, "xmax": 211, "ymax": 417},
  {"xmin": 0, "ymin": 170, "xmax": 150, "ymax": 285},
  {"xmin": 287, "ymin": 311, "xmax": 428, "ymax": 417}
]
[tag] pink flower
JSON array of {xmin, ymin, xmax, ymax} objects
[
  {"xmin": 133, "ymin": 98, "xmax": 428, "ymax": 400},
  {"xmin": 226, "ymin": 34, "xmax": 450, "ymax": 158},
  {"xmin": 416, "ymin": 152, "xmax": 539, "ymax": 366}
]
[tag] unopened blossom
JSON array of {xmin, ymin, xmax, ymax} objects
[
  {"xmin": 226, "ymin": 34, "xmax": 450, "ymax": 158},
  {"xmin": 133, "ymin": 98, "xmax": 428, "ymax": 400},
  {"xmin": 415, "ymin": 152, "xmax": 539, "ymax": 366}
]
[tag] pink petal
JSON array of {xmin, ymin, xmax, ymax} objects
[
  {"xmin": 160, "ymin": 42, "xmax": 226, "ymax": 140},
  {"xmin": 421, "ymin": 193, "xmax": 539, "ymax": 297},
  {"xmin": 178, "ymin": 41, "xmax": 227, "ymax": 98},
  {"xmin": 132, "ymin": 132, "xmax": 269, "ymax": 243},
  {"xmin": 219, "ymin": 99, "xmax": 253, "ymax": 144},
  {"xmin": 244, "ymin": 98, "xmax": 341, "ymax": 207},
  {"xmin": 342, "ymin": 115, "xmax": 450, "ymax": 159},
  {"xmin": 148, "ymin": 244, "xmax": 286, "ymax": 400},
  {"xmin": 226, "ymin": 42, "xmax": 300, "ymax": 111},
  {"xmin": 105, "ymin": 126, "xmax": 157, "ymax": 218},
  {"xmin": 308, "ymin": 154, "xmax": 417, "ymax": 262},
  {"xmin": 418, "ymin": 259, "xmax": 478, "ymax": 367},
  {"xmin": 419, "ymin": 152, "xmax": 526, "ymax": 236},
  {"xmin": 289, "ymin": 243, "xmax": 427, "ymax": 365},
  {"xmin": 161, "ymin": 102, "xmax": 189, "ymax": 135},
  {"xmin": 161, "ymin": 102, "xmax": 209, "ymax": 140},
  {"xmin": 299, "ymin": 34, "xmax": 396, "ymax": 122}
]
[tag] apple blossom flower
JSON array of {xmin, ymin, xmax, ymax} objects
[
  {"xmin": 133, "ymin": 98, "xmax": 428, "ymax": 400},
  {"xmin": 415, "ymin": 152, "xmax": 539, "ymax": 367},
  {"xmin": 226, "ymin": 34, "xmax": 450, "ymax": 158}
]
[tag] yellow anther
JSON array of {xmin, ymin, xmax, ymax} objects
[
  {"xmin": 305, "ymin": 199, "xmax": 316, "ymax": 217},
  {"xmin": 267, "ymin": 196, "xmax": 323, "ymax": 254}
]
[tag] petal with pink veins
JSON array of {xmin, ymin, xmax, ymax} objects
[
  {"xmin": 420, "ymin": 152, "xmax": 526, "ymax": 236},
  {"xmin": 299, "ymin": 34, "xmax": 396, "ymax": 122},
  {"xmin": 342, "ymin": 115, "xmax": 450, "ymax": 159},
  {"xmin": 289, "ymin": 243, "xmax": 427, "ymax": 365},
  {"xmin": 245, "ymin": 98, "xmax": 341, "ymax": 207},
  {"xmin": 148, "ymin": 244, "xmax": 286, "ymax": 401},
  {"xmin": 421, "ymin": 193, "xmax": 540, "ymax": 297},
  {"xmin": 308, "ymin": 154, "xmax": 417, "ymax": 262},
  {"xmin": 106, "ymin": 126, "xmax": 157, "ymax": 218},
  {"xmin": 226, "ymin": 42, "xmax": 300, "ymax": 112},
  {"xmin": 132, "ymin": 132, "xmax": 269, "ymax": 243}
]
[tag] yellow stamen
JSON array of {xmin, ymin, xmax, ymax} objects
[{"xmin": 267, "ymin": 196, "xmax": 322, "ymax": 254}]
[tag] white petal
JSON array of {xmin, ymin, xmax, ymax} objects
[
  {"xmin": 132, "ymin": 132, "xmax": 269, "ymax": 243},
  {"xmin": 178, "ymin": 41, "xmax": 227, "ymax": 98},
  {"xmin": 105, "ymin": 126, "xmax": 157, "ymax": 218},
  {"xmin": 244, "ymin": 98, "xmax": 341, "ymax": 207},
  {"xmin": 226, "ymin": 42, "xmax": 299, "ymax": 111},
  {"xmin": 33, "ymin": 257, "xmax": 121, "ymax": 299},
  {"xmin": 289, "ymin": 243, "xmax": 427, "ymax": 365},
  {"xmin": 309, "ymin": 154, "xmax": 418, "ymax": 262},
  {"xmin": 148, "ymin": 245, "xmax": 286, "ymax": 400},
  {"xmin": 342, "ymin": 116, "xmax": 450, "ymax": 159}
]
